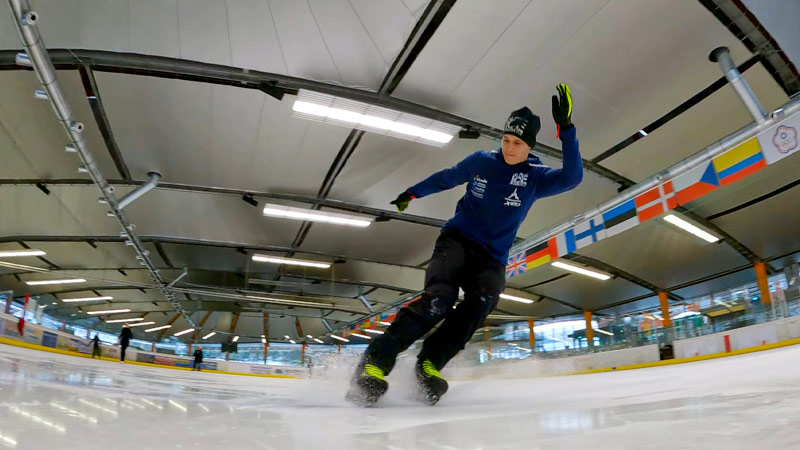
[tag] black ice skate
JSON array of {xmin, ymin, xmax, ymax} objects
[
  {"xmin": 415, "ymin": 359, "xmax": 448, "ymax": 405},
  {"xmin": 345, "ymin": 363, "xmax": 388, "ymax": 406}
]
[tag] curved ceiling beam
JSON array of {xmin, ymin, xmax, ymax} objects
[
  {"xmin": 0, "ymin": 179, "xmax": 446, "ymax": 228},
  {"xmin": 0, "ymin": 234, "xmax": 424, "ymax": 270},
  {"xmin": 566, "ymin": 253, "xmax": 685, "ymax": 302},
  {"xmin": 0, "ymin": 49, "xmax": 631, "ymax": 187}
]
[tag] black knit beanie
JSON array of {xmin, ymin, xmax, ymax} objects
[{"xmin": 504, "ymin": 107, "xmax": 541, "ymax": 148}]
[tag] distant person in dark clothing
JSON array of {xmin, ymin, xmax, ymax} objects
[
  {"xmin": 91, "ymin": 334, "xmax": 102, "ymax": 359},
  {"xmin": 118, "ymin": 324, "xmax": 132, "ymax": 363},
  {"xmin": 192, "ymin": 346, "xmax": 203, "ymax": 371}
]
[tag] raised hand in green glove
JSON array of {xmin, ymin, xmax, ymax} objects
[
  {"xmin": 390, "ymin": 190, "xmax": 415, "ymax": 212},
  {"xmin": 551, "ymin": 82, "xmax": 574, "ymax": 136}
]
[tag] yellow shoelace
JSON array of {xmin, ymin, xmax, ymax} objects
[
  {"xmin": 363, "ymin": 364, "xmax": 385, "ymax": 381},
  {"xmin": 422, "ymin": 360, "xmax": 443, "ymax": 379}
]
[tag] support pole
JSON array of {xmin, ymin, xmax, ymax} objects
[
  {"xmin": 528, "ymin": 319, "xmax": 535, "ymax": 350},
  {"xmin": 659, "ymin": 292, "xmax": 672, "ymax": 327},
  {"xmin": 584, "ymin": 311, "xmax": 594, "ymax": 347},
  {"xmin": 754, "ymin": 262, "xmax": 771, "ymax": 304}
]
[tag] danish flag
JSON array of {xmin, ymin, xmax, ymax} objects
[{"xmin": 634, "ymin": 181, "xmax": 678, "ymax": 222}]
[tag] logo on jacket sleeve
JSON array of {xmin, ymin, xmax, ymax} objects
[
  {"xmin": 504, "ymin": 188, "xmax": 522, "ymax": 207},
  {"xmin": 510, "ymin": 172, "xmax": 528, "ymax": 187}
]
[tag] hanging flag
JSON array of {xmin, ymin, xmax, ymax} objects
[
  {"xmin": 634, "ymin": 181, "xmax": 677, "ymax": 222},
  {"xmin": 554, "ymin": 232, "xmax": 570, "ymax": 257},
  {"xmin": 506, "ymin": 251, "xmax": 528, "ymax": 279},
  {"xmin": 672, "ymin": 161, "xmax": 720, "ymax": 206},
  {"xmin": 17, "ymin": 293, "xmax": 30, "ymax": 336},
  {"xmin": 602, "ymin": 199, "xmax": 639, "ymax": 237},
  {"xmin": 525, "ymin": 238, "xmax": 558, "ymax": 269},
  {"xmin": 712, "ymin": 137, "xmax": 766, "ymax": 186},
  {"xmin": 756, "ymin": 112, "xmax": 800, "ymax": 165},
  {"xmin": 564, "ymin": 216, "xmax": 606, "ymax": 252}
]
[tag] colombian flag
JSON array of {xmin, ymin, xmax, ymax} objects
[{"xmin": 712, "ymin": 137, "xmax": 766, "ymax": 186}]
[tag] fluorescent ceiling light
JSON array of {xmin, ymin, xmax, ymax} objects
[
  {"xmin": 499, "ymin": 293, "xmax": 535, "ymax": 304},
  {"xmin": 313, "ymin": 338, "xmax": 324, "ymax": 344},
  {"xmin": 289, "ymin": 339, "xmax": 296, "ymax": 344},
  {"xmin": 202, "ymin": 332, "xmax": 216, "ymax": 340},
  {"xmin": 263, "ymin": 204, "xmax": 372, "ymax": 228},
  {"xmin": 284, "ymin": 335, "xmax": 291, "ymax": 340},
  {"xmin": 251, "ymin": 254, "xmax": 330, "ymax": 269},
  {"xmin": 349, "ymin": 332, "xmax": 371, "ymax": 339},
  {"xmin": 306, "ymin": 335, "xmax": 313, "ymax": 339},
  {"xmin": 330, "ymin": 335, "xmax": 350, "ymax": 343},
  {"xmin": 551, "ymin": 261, "xmax": 611, "ymax": 280},
  {"xmin": 232, "ymin": 336, "xmax": 239, "ymax": 342},
  {"xmin": 663, "ymin": 214, "xmax": 719, "ymax": 243},
  {"xmin": 174, "ymin": 328, "xmax": 194, "ymax": 337},
  {"xmin": 0, "ymin": 260, "xmax": 48, "ymax": 272},
  {"xmin": 379, "ymin": 321, "xmax": 392, "ymax": 326},
  {"xmin": 0, "ymin": 249, "xmax": 46, "ymax": 258},
  {"xmin": 364, "ymin": 329, "xmax": 384, "ymax": 335},
  {"xmin": 292, "ymin": 90, "xmax": 459, "ymax": 147},
  {"xmin": 261, "ymin": 338, "xmax": 267, "ymax": 344},
  {"xmin": 26, "ymin": 278, "xmax": 86, "ymax": 286},
  {"xmin": 87, "ymin": 308, "xmax": 131, "ymax": 315},
  {"xmin": 144, "ymin": 325, "xmax": 171, "ymax": 332},
  {"xmin": 105, "ymin": 317, "xmax": 144, "ymax": 323},
  {"xmin": 62, "ymin": 296, "xmax": 113, "ymax": 303},
  {"xmin": 593, "ymin": 328, "xmax": 614, "ymax": 336},
  {"xmin": 127, "ymin": 322, "xmax": 155, "ymax": 327}
]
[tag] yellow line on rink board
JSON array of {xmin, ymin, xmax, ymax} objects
[{"xmin": 0, "ymin": 337, "xmax": 298, "ymax": 379}]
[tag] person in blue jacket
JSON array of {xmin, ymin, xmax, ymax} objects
[{"xmin": 347, "ymin": 84, "xmax": 583, "ymax": 405}]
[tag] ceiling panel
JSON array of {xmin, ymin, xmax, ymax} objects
[
  {"xmin": 298, "ymin": 208, "xmax": 439, "ymax": 267},
  {"xmin": 0, "ymin": 71, "xmax": 119, "ymax": 178},
  {"xmin": 530, "ymin": 274, "xmax": 651, "ymax": 312},
  {"xmin": 572, "ymin": 217, "xmax": 750, "ymax": 289}
]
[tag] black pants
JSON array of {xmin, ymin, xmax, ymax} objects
[
  {"xmin": 362, "ymin": 229, "xmax": 505, "ymax": 374},
  {"xmin": 192, "ymin": 361, "xmax": 201, "ymax": 371},
  {"xmin": 120, "ymin": 343, "xmax": 128, "ymax": 362},
  {"xmin": 92, "ymin": 344, "xmax": 101, "ymax": 358}
]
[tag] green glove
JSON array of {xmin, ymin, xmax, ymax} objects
[
  {"xmin": 390, "ymin": 190, "xmax": 414, "ymax": 212},
  {"xmin": 551, "ymin": 82, "xmax": 573, "ymax": 135}
]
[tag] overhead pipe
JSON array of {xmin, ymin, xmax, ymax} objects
[
  {"xmin": 512, "ymin": 87, "xmax": 800, "ymax": 254},
  {"xmin": 357, "ymin": 295, "xmax": 373, "ymax": 312},
  {"xmin": 8, "ymin": 0, "xmax": 194, "ymax": 328},
  {"xmin": 167, "ymin": 267, "xmax": 188, "ymax": 288},
  {"xmin": 118, "ymin": 172, "xmax": 160, "ymax": 210},
  {"xmin": 709, "ymin": 47, "xmax": 767, "ymax": 124}
]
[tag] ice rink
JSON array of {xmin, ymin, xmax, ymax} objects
[{"xmin": 1, "ymin": 344, "xmax": 799, "ymax": 449}]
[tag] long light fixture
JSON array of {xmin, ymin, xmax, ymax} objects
[
  {"xmin": 26, "ymin": 278, "xmax": 86, "ymax": 286},
  {"xmin": 551, "ymin": 261, "xmax": 611, "ymax": 281},
  {"xmin": 144, "ymin": 325, "xmax": 171, "ymax": 332},
  {"xmin": 292, "ymin": 90, "xmax": 459, "ymax": 147},
  {"xmin": 349, "ymin": 332, "xmax": 371, "ymax": 339},
  {"xmin": 313, "ymin": 338, "xmax": 324, "ymax": 344},
  {"xmin": 127, "ymin": 322, "xmax": 155, "ymax": 327},
  {"xmin": 202, "ymin": 332, "xmax": 216, "ymax": 340},
  {"xmin": 0, "ymin": 260, "xmax": 48, "ymax": 272},
  {"xmin": 330, "ymin": 335, "xmax": 350, "ymax": 343},
  {"xmin": 261, "ymin": 338, "xmax": 267, "ymax": 344},
  {"xmin": 105, "ymin": 317, "xmax": 144, "ymax": 323},
  {"xmin": 62, "ymin": 296, "xmax": 113, "ymax": 303},
  {"xmin": 87, "ymin": 308, "xmax": 131, "ymax": 315},
  {"xmin": 499, "ymin": 293, "xmax": 535, "ymax": 304},
  {"xmin": 0, "ymin": 249, "xmax": 46, "ymax": 258},
  {"xmin": 251, "ymin": 254, "xmax": 330, "ymax": 269},
  {"xmin": 232, "ymin": 336, "xmax": 240, "ymax": 342},
  {"xmin": 263, "ymin": 204, "xmax": 371, "ymax": 228},
  {"xmin": 174, "ymin": 328, "xmax": 194, "ymax": 337},
  {"xmin": 663, "ymin": 214, "xmax": 720, "ymax": 243},
  {"xmin": 364, "ymin": 329, "xmax": 384, "ymax": 335},
  {"xmin": 593, "ymin": 328, "xmax": 614, "ymax": 336},
  {"xmin": 289, "ymin": 339, "xmax": 296, "ymax": 344},
  {"xmin": 379, "ymin": 321, "xmax": 392, "ymax": 326}
]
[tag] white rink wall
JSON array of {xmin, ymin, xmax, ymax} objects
[
  {"xmin": 673, "ymin": 315, "xmax": 800, "ymax": 358},
  {"xmin": 445, "ymin": 345, "xmax": 661, "ymax": 380}
]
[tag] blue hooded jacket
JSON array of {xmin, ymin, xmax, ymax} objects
[{"xmin": 408, "ymin": 126, "xmax": 582, "ymax": 264}]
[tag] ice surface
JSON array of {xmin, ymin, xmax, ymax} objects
[{"xmin": 1, "ymin": 343, "xmax": 799, "ymax": 449}]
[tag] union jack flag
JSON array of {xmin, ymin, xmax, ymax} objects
[{"xmin": 506, "ymin": 251, "xmax": 527, "ymax": 279}]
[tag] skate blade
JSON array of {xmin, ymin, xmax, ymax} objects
[{"xmin": 345, "ymin": 389, "xmax": 380, "ymax": 407}]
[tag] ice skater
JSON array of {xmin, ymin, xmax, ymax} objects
[
  {"xmin": 347, "ymin": 84, "xmax": 583, "ymax": 405},
  {"xmin": 192, "ymin": 346, "xmax": 203, "ymax": 371},
  {"xmin": 91, "ymin": 333, "xmax": 102, "ymax": 359},
  {"xmin": 118, "ymin": 324, "xmax": 132, "ymax": 363}
]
